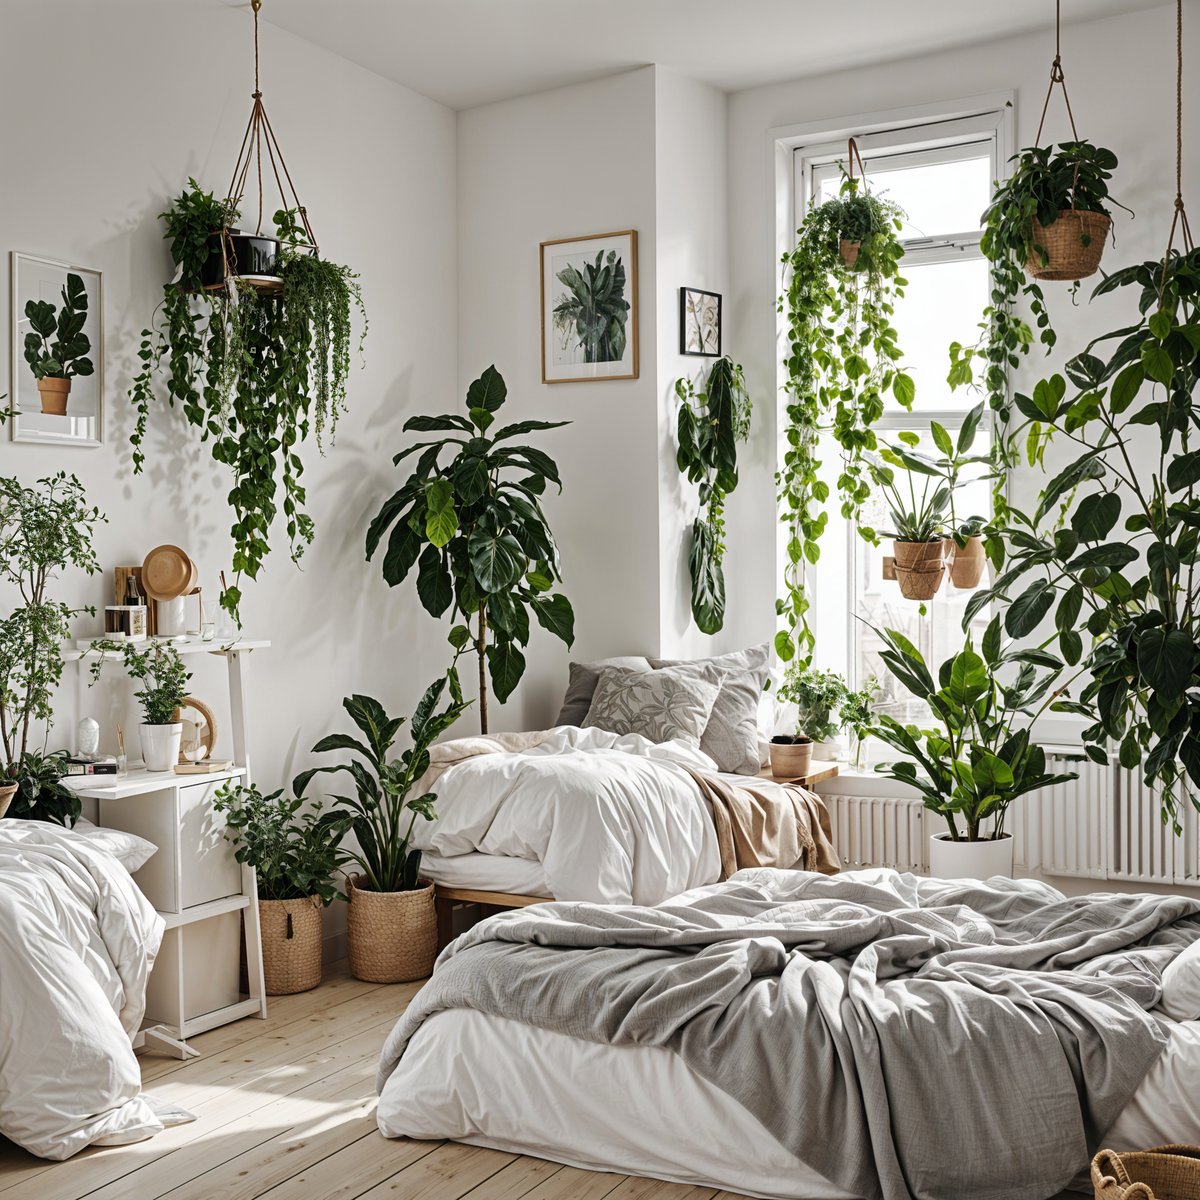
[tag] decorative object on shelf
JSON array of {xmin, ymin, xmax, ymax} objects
[
  {"xmin": 777, "ymin": 144, "xmax": 910, "ymax": 661},
  {"xmin": 0, "ymin": 472, "xmax": 104, "ymax": 824},
  {"xmin": 869, "ymin": 446, "xmax": 951, "ymax": 601},
  {"xmin": 8, "ymin": 254, "xmax": 103, "ymax": 446},
  {"xmin": 541, "ymin": 229, "xmax": 638, "ymax": 383},
  {"xmin": 768, "ymin": 734, "xmax": 813, "ymax": 780},
  {"xmin": 868, "ymin": 622, "xmax": 1076, "ymax": 878},
  {"xmin": 366, "ymin": 365, "xmax": 575, "ymax": 733},
  {"xmin": 77, "ymin": 717, "xmax": 101, "ymax": 760},
  {"xmin": 213, "ymin": 780, "xmax": 343, "ymax": 995},
  {"xmin": 104, "ymin": 604, "xmax": 147, "ymax": 641},
  {"xmin": 674, "ymin": 356, "xmax": 751, "ymax": 634},
  {"xmin": 175, "ymin": 696, "xmax": 216, "ymax": 764},
  {"xmin": 294, "ymin": 671, "xmax": 470, "ymax": 982},
  {"xmin": 679, "ymin": 287, "xmax": 721, "ymax": 357},
  {"xmin": 127, "ymin": 0, "xmax": 367, "ymax": 625},
  {"xmin": 115, "ymin": 723, "xmax": 127, "ymax": 778},
  {"xmin": 141, "ymin": 545, "xmax": 199, "ymax": 638},
  {"xmin": 777, "ymin": 663, "xmax": 849, "ymax": 760}
]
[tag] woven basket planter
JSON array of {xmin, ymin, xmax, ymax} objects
[
  {"xmin": 346, "ymin": 875, "xmax": 437, "ymax": 983},
  {"xmin": 1027, "ymin": 209, "xmax": 1111, "ymax": 281},
  {"xmin": 892, "ymin": 539, "xmax": 949, "ymax": 601},
  {"xmin": 1093, "ymin": 1145, "xmax": 1200, "ymax": 1200},
  {"xmin": 259, "ymin": 897, "xmax": 323, "ymax": 995},
  {"xmin": 0, "ymin": 783, "xmax": 16, "ymax": 820}
]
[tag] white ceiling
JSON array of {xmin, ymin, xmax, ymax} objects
[{"xmin": 231, "ymin": 0, "xmax": 1167, "ymax": 111}]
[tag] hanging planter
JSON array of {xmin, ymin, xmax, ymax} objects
[
  {"xmin": 949, "ymin": 533, "xmax": 986, "ymax": 589},
  {"xmin": 892, "ymin": 540, "xmax": 948, "ymax": 601}
]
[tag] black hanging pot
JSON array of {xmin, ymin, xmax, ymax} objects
[{"xmin": 200, "ymin": 229, "xmax": 282, "ymax": 290}]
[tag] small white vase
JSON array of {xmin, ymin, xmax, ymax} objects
[
  {"xmin": 928, "ymin": 832, "xmax": 1013, "ymax": 880},
  {"xmin": 140, "ymin": 722, "xmax": 182, "ymax": 772},
  {"xmin": 815, "ymin": 737, "xmax": 845, "ymax": 761}
]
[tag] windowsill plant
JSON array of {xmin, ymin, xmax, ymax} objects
[
  {"xmin": 771, "ymin": 664, "xmax": 851, "ymax": 776},
  {"xmin": 870, "ymin": 445, "xmax": 951, "ymax": 601}
]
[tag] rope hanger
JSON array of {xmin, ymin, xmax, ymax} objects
[
  {"xmin": 1035, "ymin": 0, "xmax": 1080, "ymax": 145},
  {"xmin": 1162, "ymin": 0, "xmax": 1193, "ymax": 263}
]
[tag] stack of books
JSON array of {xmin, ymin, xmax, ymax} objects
[{"xmin": 65, "ymin": 755, "xmax": 119, "ymax": 776}]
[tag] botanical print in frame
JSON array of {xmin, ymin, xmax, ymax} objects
[
  {"xmin": 541, "ymin": 230, "xmax": 638, "ymax": 383},
  {"xmin": 9, "ymin": 252, "xmax": 103, "ymax": 446},
  {"xmin": 680, "ymin": 287, "xmax": 721, "ymax": 357}
]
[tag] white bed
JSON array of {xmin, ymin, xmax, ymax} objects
[{"xmin": 418, "ymin": 850, "xmax": 551, "ymax": 897}]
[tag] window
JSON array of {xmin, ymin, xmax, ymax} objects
[{"xmin": 788, "ymin": 110, "xmax": 1008, "ymax": 728}]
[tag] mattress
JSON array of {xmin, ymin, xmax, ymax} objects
[
  {"xmin": 379, "ymin": 1007, "xmax": 1200, "ymax": 1200},
  {"xmin": 418, "ymin": 850, "xmax": 551, "ymax": 897}
]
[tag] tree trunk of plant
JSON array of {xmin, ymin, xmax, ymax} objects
[{"xmin": 477, "ymin": 605, "xmax": 489, "ymax": 735}]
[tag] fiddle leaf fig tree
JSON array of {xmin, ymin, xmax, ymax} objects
[{"xmin": 366, "ymin": 365, "xmax": 575, "ymax": 732}]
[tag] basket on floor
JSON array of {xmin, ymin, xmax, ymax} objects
[
  {"xmin": 259, "ymin": 896, "xmax": 323, "ymax": 995},
  {"xmin": 1027, "ymin": 209, "xmax": 1111, "ymax": 280},
  {"xmin": 1092, "ymin": 1145, "xmax": 1200, "ymax": 1200},
  {"xmin": 346, "ymin": 875, "xmax": 437, "ymax": 983}
]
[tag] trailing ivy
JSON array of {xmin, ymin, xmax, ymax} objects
[{"xmin": 674, "ymin": 356, "xmax": 751, "ymax": 634}]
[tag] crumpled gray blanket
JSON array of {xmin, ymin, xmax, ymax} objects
[{"xmin": 377, "ymin": 868, "xmax": 1200, "ymax": 1200}]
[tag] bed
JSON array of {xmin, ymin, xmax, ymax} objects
[
  {"xmin": 377, "ymin": 868, "xmax": 1200, "ymax": 1200},
  {"xmin": 0, "ymin": 818, "xmax": 167, "ymax": 1160}
]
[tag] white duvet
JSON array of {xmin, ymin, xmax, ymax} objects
[
  {"xmin": 0, "ymin": 819, "xmax": 165, "ymax": 1159},
  {"xmin": 411, "ymin": 727, "xmax": 722, "ymax": 904}
]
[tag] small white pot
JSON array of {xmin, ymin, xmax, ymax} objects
[
  {"xmin": 140, "ymin": 722, "xmax": 183, "ymax": 772},
  {"xmin": 814, "ymin": 737, "xmax": 845, "ymax": 761},
  {"xmin": 929, "ymin": 832, "xmax": 1013, "ymax": 880}
]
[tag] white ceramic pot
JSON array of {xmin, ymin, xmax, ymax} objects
[
  {"xmin": 814, "ymin": 737, "xmax": 845, "ymax": 761},
  {"xmin": 156, "ymin": 596, "xmax": 187, "ymax": 637},
  {"xmin": 928, "ymin": 832, "xmax": 1013, "ymax": 880},
  {"xmin": 140, "ymin": 722, "xmax": 183, "ymax": 772}
]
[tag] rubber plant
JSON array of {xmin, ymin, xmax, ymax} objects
[
  {"xmin": 365, "ymin": 366, "xmax": 575, "ymax": 733},
  {"xmin": 777, "ymin": 170, "xmax": 911, "ymax": 661},
  {"xmin": 128, "ymin": 179, "xmax": 367, "ymax": 622},
  {"xmin": 674, "ymin": 356, "xmax": 752, "ymax": 634}
]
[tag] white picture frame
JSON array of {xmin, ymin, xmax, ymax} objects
[{"xmin": 10, "ymin": 251, "xmax": 104, "ymax": 447}]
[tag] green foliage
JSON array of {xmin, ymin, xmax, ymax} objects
[
  {"xmin": 869, "ymin": 449, "xmax": 949, "ymax": 543},
  {"xmin": 552, "ymin": 249, "xmax": 630, "ymax": 363},
  {"xmin": 777, "ymin": 173, "xmax": 910, "ymax": 662},
  {"xmin": 294, "ymin": 673, "xmax": 471, "ymax": 893},
  {"xmin": 5, "ymin": 750, "xmax": 79, "ymax": 826},
  {"xmin": 777, "ymin": 664, "xmax": 849, "ymax": 742},
  {"xmin": 365, "ymin": 365, "xmax": 575, "ymax": 731},
  {"xmin": 674, "ymin": 356, "xmax": 752, "ymax": 634},
  {"xmin": 105, "ymin": 642, "xmax": 192, "ymax": 726},
  {"xmin": 840, "ymin": 677, "xmax": 879, "ymax": 742},
  {"xmin": 23, "ymin": 273, "xmax": 94, "ymax": 382},
  {"xmin": 213, "ymin": 781, "xmax": 344, "ymax": 904},
  {"xmin": 128, "ymin": 181, "xmax": 367, "ymax": 623},
  {"xmin": 870, "ymin": 623, "xmax": 1077, "ymax": 841}
]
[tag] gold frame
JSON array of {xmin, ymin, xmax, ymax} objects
[{"xmin": 540, "ymin": 229, "xmax": 638, "ymax": 384}]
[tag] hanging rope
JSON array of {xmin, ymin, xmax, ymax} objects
[
  {"xmin": 846, "ymin": 137, "xmax": 868, "ymax": 189},
  {"xmin": 1035, "ymin": 0, "xmax": 1080, "ymax": 145},
  {"xmin": 1159, "ymin": 0, "xmax": 1192, "ymax": 305}
]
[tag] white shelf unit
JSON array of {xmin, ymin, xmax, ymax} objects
[{"xmin": 63, "ymin": 639, "xmax": 271, "ymax": 1058}]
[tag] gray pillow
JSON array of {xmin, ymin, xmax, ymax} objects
[
  {"xmin": 582, "ymin": 664, "xmax": 721, "ymax": 748},
  {"xmin": 648, "ymin": 644, "xmax": 769, "ymax": 775},
  {"xmin": 555, "ymin": 656, "xmax": 652, "ymax": 726}
]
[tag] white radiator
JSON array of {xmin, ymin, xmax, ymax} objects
[{"xmin": 827, "ymin": 792, "xmax": 927, "ymax": 873}]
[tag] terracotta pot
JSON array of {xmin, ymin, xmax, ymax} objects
[
  {"xmin": 770, "ymin": 738, "xmax": 814, "ymax": 780},
  {"xmin": 929, "ymin": 832, "xmax": 1013, "ymax": 880},
  {"xmin": 259, "ymin": 897, "xmax": 323, "ymax": 995},
  {"xmin": 839, "ymin": 239, "xmax": 862, "ymax": 268},
  {"xmin": 892, "ymin": 539, "xmax": 948, "ymax": 600},
  {"xmin": 346, "ymin": 875, "xmax": 437, "ymax": 983},
  {"xmin": 1026, "ymin": 209, "xmax": 1111, "ymax": 282},
  {"xmin": 37, "ymin": 377, "xmax": 71, "ymax": 416},
  {"xmin": 0, "ymin": 783, "xmax": 16, "ymax": 820},
  {"xmin": 950, "ymin": 536, "xmax": 986, "ymax": 589}
]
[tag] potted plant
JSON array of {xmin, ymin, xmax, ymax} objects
[
  {"xmin": 22, "ymin": 273, "xmax": 94, "ymax": 416},
  {"xmin": 295, "ymin": 671, "xmax": 470, "ymax": 982},
  {"xmin": 776, "ymin": 663, "xmax": 849, "ymax": 761},
  {"xmin": 870, "ymin": 448, "xmax": 951, "ymax": 600},
  {"xmin": 213, "ymin": 781, "xmax": 344, "ymax": 995},
  {"xmin": 0, "ymin": 473, "xmax": 104, "ymax": 824},
  {"xmin": 366, "ymin": 365, "xmax": 575, "ymax": 733},
  {"xmin": 120, "ymin": 643, "xmax": 191, "ymax": 772},
  {"xmin": 839, "ymin": 677, "xmax": 879, "ymax": 770},
  {"xmin": 869, "ymin": 621, "xmax": 1076, "ymax": 878}
]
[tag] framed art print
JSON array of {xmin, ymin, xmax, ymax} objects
[
  {"xmin": 9, "ymin": 252, "xmax": 103, "ymax": 446},
  {"xmin": 541, "ymin": 229, "xmax": 638, "ymax": 383},
  {"xmin": 680, "ymin": 287, "xmax": 721, "ymax": 357}
]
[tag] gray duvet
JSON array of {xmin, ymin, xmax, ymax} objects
[{"xmin": 377, "ymin": 868, "xmax": 1200, "ymax": 1200}]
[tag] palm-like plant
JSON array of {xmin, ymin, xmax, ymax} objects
[{"xmin": 553, "ymin": 250, "xmax": 630, "ymax": 363}]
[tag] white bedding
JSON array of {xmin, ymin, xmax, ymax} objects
[
  {"xmin": 418, "ymin": 851, "xmax": 551, "ymax": 897},
  {"xmin": 0, "ymin": 819, "xmax": 166, "ymax": 1159},
  {"xmin": 411, "ymin": 727, "xmax": 722, "ymax": 904}
]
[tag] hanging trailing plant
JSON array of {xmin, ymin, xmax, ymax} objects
[
  {"xmin": 777, "ymin": 149, "xmax": 912, "ymax": 661},
  {"xmin": 674, "ymin": 356, "xmax": 751, "ymax": 634}
]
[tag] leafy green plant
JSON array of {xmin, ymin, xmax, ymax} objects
[
  {"xmin": 840, "ymin": 677, "xmax": 879, "ymax": 763},
  {"xmin": 552, "ymin": 249, "xmax": 630, "ymax": 363},
  {"xmin": 294, "ymin": 672, "xmax": 470, "ymax": 893},
  {"xmin": 777, "ymin": 664, "xmax": 849, "ymax": 742},
  {"xmin": 0, "ymin": 473, "xmax": 103, "ymax": 824},
  {"xmin": 213, "ymin": 781, "xmax": 344, "ymax": 904},
  {"xmin": 366, "ymin": 365, "xmax": 575, "ymax": 732},
  {"xmin": 870, "ymin": 623, "xmax": 1077, "ymax": 841},
  {"xmin": 113, "ymin": 642, "xmax": 191, "ymax": 725},
  {"xmin": 674, "ymin": 356, "xmax": 752, "ymax": 634},
  {"xmin": 869, "ymin": 447, "xmax": 950, "ymax": 542},
  {"xmin": 778, "ymin": 173, "xmax": 911, "ymax": 661},
  {"xmin": 23, "ymin": 273, "xmax": 94, "ymax": 382},
  {"xmin": 129, "ymin": 180, "xmax": 367, "ymax": 622}
]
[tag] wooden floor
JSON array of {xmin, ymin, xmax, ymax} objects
[{"xmin": 0, "ymin": 960, "xmax": 755, "ymax": 1200}]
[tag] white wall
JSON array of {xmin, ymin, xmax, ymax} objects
[{"xmin": 0, "ymin": 1, "xmax": 458, "ymax": 787}]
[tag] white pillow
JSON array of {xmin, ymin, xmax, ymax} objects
[
  {"xmin": 1160, "ymin": 938, "xmax": 1200, "ymax": 1022},
  {"xmin": 72, "ymin": 818, "xmax": 158, "ymax": 873}
]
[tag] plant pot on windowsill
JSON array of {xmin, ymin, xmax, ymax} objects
[
  {"xmin": 37, "ymin": 377, "xmax": 71, "ymax": 416},
  {"xmin": 949, "ymin": 535, "xmax": 986, "ymax": 589},
  {"xmin": 139, "ymin": 722, "xmax": 183, "ymax": 772},
  {"xmin": 769, "ymin": 735, "xmax": 814, "ymax": 780},
  {"xmin": 892, "ymin": 538, "xmax": 949, "ymax": 600},
  {"xmin": 346, "ymin": 874, "xmax": 437, "ymax": 983},
  {"xmin": 1026, "ymin": 209, "xmax": 1111, "ymax": 282},
  {"xmin": 259, "ymin": 896, "xmax": 323, "ymax": 995},
  {"xmin": 928, "ymin": 832, "xmax": 1013, "ymax": 880}
]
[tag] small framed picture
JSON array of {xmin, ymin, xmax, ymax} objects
[
  {"xmin": 9, "ymin": 252, "xmax": 103, "ymax": 447},
  {"xmin": 541, "ymin": 230, "xmax": 638, "ymax": 383},
  {"xmin": 680, "ymin": 287, "xmax": 721, "ymax": 357}
]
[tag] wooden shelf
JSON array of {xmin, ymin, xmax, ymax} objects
[
  {"xmin": 64, "ymin": 766, "xmax": 245, "ymax": 799},
  {"xmin": 758, "ymin": 760, "xmax": 840, "ymax": 787},
  {"xmin": 162, "ymin": 893, "xmax": 250, "ymax": 930},
  {"xmin": 61, "ymin": 637, "xmax": 270, "ymax": 663}
]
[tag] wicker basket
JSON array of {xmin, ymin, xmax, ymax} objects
[
  {"xmin": 0, "ymin": 783, "xmax": 16, "ymax": 820},
  {"xmin": 259, "ymin": 897, "xmax": 323, "ymax": 995},
  {"xmin": 1092, "ymin": 1146, "xmax": 1200, "ymax": 1200},
  {"xmin": 892, "ymin": 539, "xmax": 949, "ymax": 601},
  {"xmin": 346, "ymin": 875, "xmax": 437, "ymax": 983},
  {"xmin": 1027, "ymin": 209, "xmax": 1111, "ymax": 281}
]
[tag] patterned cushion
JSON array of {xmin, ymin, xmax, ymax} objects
[
  {"xmin": 648, "ymin": 644, "xmax": 770, "ymax": 774},
  {"xmin": 555, "ymin": 657, "xmax": 652, "ymax": 726},
  {"xmin": 582, "ymin": 664, "xmax": 721, "ymax": 748}
]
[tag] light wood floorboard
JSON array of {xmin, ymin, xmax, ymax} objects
[{"xmin": 0, "ymin": 960, "xmax": 756, "ymax": 1200}]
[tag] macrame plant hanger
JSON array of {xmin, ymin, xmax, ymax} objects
[
  {"xmin": 221, "ymin": 0, "xmax": 319, "ymax": 290},
  {"xmin": 1160, "ymin": 0, "xmax": 1193, "ymax": 303},
  {"xmin": 1035, "ymin": 0, "xmax": 1080, "ymax": 147},
  {"xmin": 840, "ymin": 137, "xmax": 870, "ymax": 268}
]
